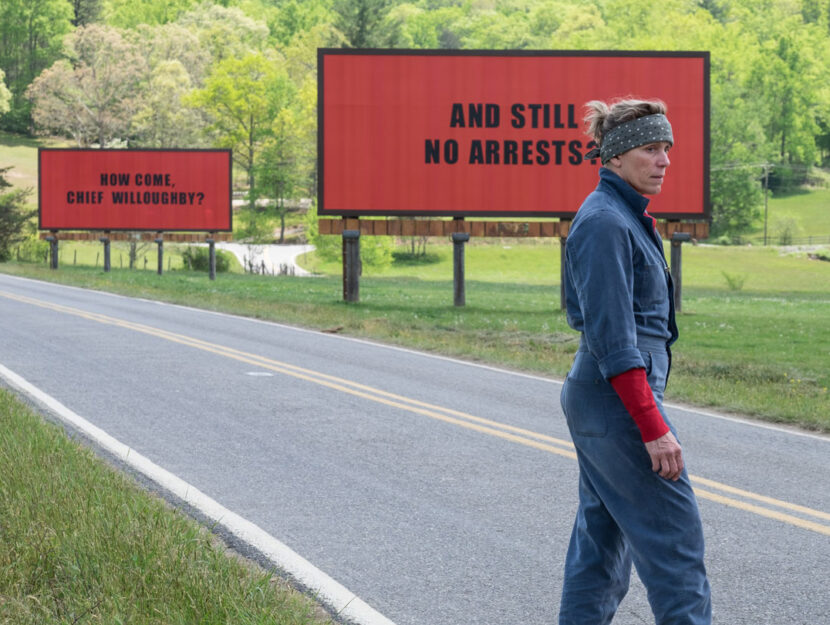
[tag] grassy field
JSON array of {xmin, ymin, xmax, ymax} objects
[
  {"xmin": 0, "ymin": 389, "xmax": 332, "ymax": 624},
  {"xmin": 2, "ymin": 243, "xmax": 828, "ymax": 431}
]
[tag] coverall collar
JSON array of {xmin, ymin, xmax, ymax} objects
[{"xmin": 598, "ymin": 167, "xmax": 650, "ymax": 215}]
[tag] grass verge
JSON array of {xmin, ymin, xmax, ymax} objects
[
  {"xmin": 0, "ymin": 388, "xmax": 332, "ymax": 625},
  {"xmin": 1, "ymin": 259, "xmax": 827, "ymax": 432}
]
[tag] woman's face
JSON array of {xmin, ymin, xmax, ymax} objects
[{"xmin": 608, "ymin": 141, "xmax": 672, "ymax": 196}]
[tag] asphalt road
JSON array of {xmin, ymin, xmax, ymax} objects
[{"xmin": 1, "ymin": 273, "xmax": 828, "ymax": 625}]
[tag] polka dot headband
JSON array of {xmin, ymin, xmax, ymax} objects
[{"xmin": 585, "ymin": 114, "xmax": 674, "ymax": 164}]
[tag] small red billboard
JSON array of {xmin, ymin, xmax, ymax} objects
[
  {"xmin": 318, "ymin": 50, "xmax": 709, "ymax": 219},
  {"xmin": 39, "ymin": 149, "xmax": 232, "ymax": 231}
]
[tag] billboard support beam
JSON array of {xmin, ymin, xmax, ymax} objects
[
  {"xmin": 342, "ymin": 229, "xmax": 361, "ymax": 302},
  {"xmin": 46, "ymin": 232, "xmax": 58, "ymax": 269},
  {"xmin": 452, "ymin": 232, "xmax": 470, "ymax": 307},
  {"xmin": 670, "ymin": 232, "xmax": 692, "ymax": 312},
  {"xmin": 206, "ymin": 236, "xmax": 216, "ymax": 281},
  {"xmin": 155, "ymin": 233, "xmax": 164, "ymax": 276},
  {"xmin": 99, "ymin": 234, "xmax": 111, "ymax": 272}
]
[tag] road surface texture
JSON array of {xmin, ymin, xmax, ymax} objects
[{"xmin": 1, "ymin": 273, "xmax": 828, "ymax": 625}]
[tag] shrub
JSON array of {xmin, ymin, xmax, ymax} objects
[{"xmin": 181, "ymin": 246, "xmax": 231, "ymax": 273}]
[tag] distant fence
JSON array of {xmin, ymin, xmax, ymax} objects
[{"xmin": 738, "ymin": 234, "xmax": 830, "ymax": 246}]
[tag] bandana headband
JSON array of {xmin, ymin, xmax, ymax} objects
[{"xmin": 585, "ymin": 114, "xmax": 674, "ymax": 164}]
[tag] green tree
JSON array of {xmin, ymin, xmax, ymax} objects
[
  {"xmin": 27, "ymin": 25, "xmax": 147, "ymax": 146},
  {"xmin": 130, "ymin": 22, "xmax": 211, "ymax": 86},
  {"xmin": 102, "ymin": 0, "xmax": 197, "ymax": 28},
  {"xmin": 131, "ymin": 60, "xmax": 207, "ymax": 147},
  {"xmin": 0, "ymin": 70, "xmax": 11, "ymax": 116},
  {"xmin": 0, "ymin": 167, "xmax": 35, "ymax": 262},
  {"xmin": 270, "ymin": 0, "xmax": 335, "ymax": 47},
  {"xmin": 254, "ymin": 113, "xmax": 301, "ymax": 244},
  {"xmin": 0, "ymin": 0, "xmax": 74, "ymax": 132},
  {"xmin": 187, "ymin": 51, "xmax": 291, "ymax": 208},
  {"xmin": 177, "ymin": 3, "xmax": 269, "ymax": 63},
  {"xmin": 332, "ymin": 0, "xmax": 402, "ymax": 47},
  {"xmin": 71, "ymin": 0, "xmax": 103, "ymax": 26}
]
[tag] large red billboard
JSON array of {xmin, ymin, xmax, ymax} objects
[
  {"xmin": 318, "ymin": 50, "xmax": 709, "ymax": 219},
  {"xmin": 39, "ymin": 149, "xmax": 232, "ymax": 231}
]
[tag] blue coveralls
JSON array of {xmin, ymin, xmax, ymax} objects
[{"xmin": 558, "ymin": 168, "xmax": 711, "ymax": 625}]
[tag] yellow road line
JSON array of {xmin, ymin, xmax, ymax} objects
[
  {"xmin": 693, "ymin": 489, "xmax": 830, "ymax": 537},
  {"xmin": 2, "ymin": 289, "xmax": 829, "ymax": 535}
]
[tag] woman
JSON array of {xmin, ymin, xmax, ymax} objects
[{"xmin": 558, "ymin": 99, "xmax": 711, "ymax": 625}]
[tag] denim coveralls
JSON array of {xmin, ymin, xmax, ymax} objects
[{"xmin": 559, "ymin": 168, "xmax": 711, "ymax": 624}]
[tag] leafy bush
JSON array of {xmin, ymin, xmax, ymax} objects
[
  {"xmin": 181, "ymin": 246, "xmax": 231, "ymax": 273},
  {"xmin": 13, "ymin": 237, "xmax": 48, "ymax": 262}
]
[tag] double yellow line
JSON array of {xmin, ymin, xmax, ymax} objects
[{"xmin": 2, "ymin": 289, "xmax": 829, "ymax": 537}]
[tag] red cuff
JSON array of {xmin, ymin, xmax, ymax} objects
[{"xmin": 609, "ymin": 368, "xmax": 669, "ymax": 442}]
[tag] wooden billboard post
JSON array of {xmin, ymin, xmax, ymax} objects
[
  {"xmin": 342, "ymin": 229, "xmax": 361, "ymax": 302},
  {"xmin": 452, "ymin": 232, "xmax": 470, "ymax": 306}
]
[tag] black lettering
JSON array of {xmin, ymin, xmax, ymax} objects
[
  {"xmin": 511, "ymin": 104, "xmax": 525, "ymax": 128},
  {"xmin": 586, "ymin": 140, "xmax": 599, "ymax": 164},
  {"xmin": 450, "ymin": 103, "xmax": 465, "ymax": 127},
  {"xmin": 444, "ymin": 139, "xmax": 458, "ymax": 164},
  {"xmin": 528, "ymin": 104, "xmax": 542, "ymax": 128},
  {"xmin": 425, "ymin": 139, "xmax": 441, "ymax": 163},
  {"xmin": 102, "ymin": 173, "xmax": 130, "ymax": 185},
  {"xmin": 554, "ymin": 104, "xmax": 565, "ymax": 129},
  {"xmin": 568, "ymin": 140, "xmax": 583, "ymax": 165},
  {"xmin": 552, "ymin": 140, "xmax": 566, "ymax": 164},
  {"xmin": 522, "ymin": 140, "xmax": 534, "ymax": 165},
  {"xmin": 468, "ymin": 103, "xmax": 483, "ymax": 128},
  {"xmin": 485, "ymin": 140, "xmax": 500, "ymax": 164},
  {"xmin": 536, "ymin": 141, "xmax": 550, "ymax": 165},
  {"xmin": 67, "ymin": 191, "xmax": 75, "ymax": 204},
  {"xmin": 504, "ymin": 140, "xmax": 518, "ymax": 165},
  {"xmin": 484, "ymin": 104, "xmax": 499, "ymax": 128},
  {"xmin": 469, "ymin": 140, "xmax": 484, "ymax": 164},
  {"xmin": 568, "ymin": 103, "xmax": 578, "ymax": 129}
]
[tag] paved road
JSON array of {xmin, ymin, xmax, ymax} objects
[{"xmin": 1, "ymin": 273, "xmax": 828, "ymax": 625}]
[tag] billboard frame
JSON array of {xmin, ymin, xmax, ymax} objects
[
  {"xmin": 318, "ymin": 48, "xmax": 710, "ymax": 221},
  {"xmin": 38, "ymin": 147, "xmax": 234, "ymax": 233}
]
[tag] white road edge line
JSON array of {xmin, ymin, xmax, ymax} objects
[
  {"xmin": 0, "ymin": 362, "xmax": 397, "ymax": 625},
  {"xmin": 3, "ymin": 273, "xmax": 829, "ymax": 443}
]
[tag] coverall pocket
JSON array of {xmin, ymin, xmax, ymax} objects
[
  {"xmin": 634, "ymin": 263, "xmax": 667, "ymax": 308},
  {"xmin": 561, "ymin": 378, "xmax": 618, "ymax": 438}
]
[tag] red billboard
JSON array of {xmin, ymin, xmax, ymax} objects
[
  {"xmin": 318, "ymin": 50, "xmax": 709, "ymax": 219},
  {"xmin": 39, "ymin": 149, "xmax": 232, "ymax": 231}
]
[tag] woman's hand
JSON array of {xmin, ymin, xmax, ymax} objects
[{"xmin": 644, "ymin": 431, "xmax": 684, "ymax": 481}]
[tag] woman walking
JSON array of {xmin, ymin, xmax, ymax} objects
[{"xmin": 558, "ymin": 98, "xmax": 711, "ymax": 625}]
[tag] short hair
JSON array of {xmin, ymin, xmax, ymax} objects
[{"xmin": 584, "ymin": 98, "xmax": 668, "ymax": 145}]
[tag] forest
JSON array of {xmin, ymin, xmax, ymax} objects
[{"xmin": 1, "ymin": 0, "xmax": 829, "ymax": 240}]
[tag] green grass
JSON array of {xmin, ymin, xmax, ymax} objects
[
  {"xmin": 0, "ymin": 131, "xmax": 68, "ymax": 210},
  {"xmin": 2, "ymin": 244, "xmax": 828, "ymax": 431},
  {"xmin": 749, "ymin": 184, "xmax": 830, "ymax": 244},
  {"xmin": 0, "ymin": 389, "xmax": 332, "ymax": 625}
]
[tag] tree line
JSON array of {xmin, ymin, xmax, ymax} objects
[{"xmin": 1, "ymin": 0, "xmax": 829, "ymax": 241}]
